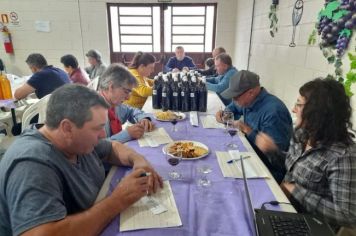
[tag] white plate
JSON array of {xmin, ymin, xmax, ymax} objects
[
  {"xmin": 154, "ymin": 112, "xmax": 186, "ymax": 122},
  {"xmin": 162, "ymin": 140, "xmax": 209, "ymax": 160}
]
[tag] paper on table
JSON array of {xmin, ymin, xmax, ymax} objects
[
  {"xmin": 216, "ymin": 150, "xmax": 269, "ymax": 178},
  {"xmin": 138, "ymin": 127, "xmax": 173, "ymax": 147},
  {"xmin": 120, "ymin": 181, "xmax": 182, "ymax": 231},
  {"xmin": 201, "ymin": 115, "xmax": 225, "ymax": 129}
]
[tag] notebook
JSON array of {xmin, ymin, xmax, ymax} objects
[{"xmin": 239, "ymin": 155, "xmax": 335, "ymax": 236}]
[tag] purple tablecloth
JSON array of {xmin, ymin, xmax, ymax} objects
[{"xmin": 101, "ymin": 115, "xmax": 279, "ymax": 236}]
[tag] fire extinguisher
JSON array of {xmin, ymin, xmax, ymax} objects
[{"xmin": 0, "ymin": 24, "xmax": 14, "ymax": 54}]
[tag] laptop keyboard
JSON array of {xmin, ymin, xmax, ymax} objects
[{"xmin": 269, "ymin": 215, "xmax": 309, "ymax": 236}]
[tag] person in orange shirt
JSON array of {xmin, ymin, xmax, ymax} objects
[{"xmin": 124, "ymin": 52, "xmax": 156, "ymax": 109}]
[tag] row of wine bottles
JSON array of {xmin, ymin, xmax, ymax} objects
[{"xmin": 152, "ymin": 71, "xmax": 207, "ymax": 112}]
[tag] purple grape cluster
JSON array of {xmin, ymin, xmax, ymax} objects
[{"xmin": 317, "ymin": 0, "xmax": 356, "ymax": 57}]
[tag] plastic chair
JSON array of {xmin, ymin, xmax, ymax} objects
[
  {"xmin": 21, "ymin": 94, "xmax": 51, "ymax": 132},
  {"xmin": 87, "ymin": 76, "xmax": 99, "ymax": 91}
]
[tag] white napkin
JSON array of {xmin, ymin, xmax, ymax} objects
[
  {"xmin": 201, "ymin": 115, "xmax": 225, "ymax": 129},
  {"xmin": 138, "ymin": 127, "xmax": 173, "ymax": 147},
  {"xmin": 216, "ymin": 150, "xmax": 269, "ymax": 178}
]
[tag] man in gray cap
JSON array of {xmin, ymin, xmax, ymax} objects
[
  {"xmin": 216, "ymin": 70, "xmax": 292, "ymax": 183},
  {"xmin": 85, "ymin": 49, "xmax": 107, "ymax": 80}
]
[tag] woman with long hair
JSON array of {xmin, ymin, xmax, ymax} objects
[
  {"xmin": 257, "ymin": 78, "xmax": 356, "ymax": 229},
  {"xmin": 124, "ymin": 52, "xmax": 156, "ymax": 109}
]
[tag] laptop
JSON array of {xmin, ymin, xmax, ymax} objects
[{"xmin": 239, "ymin": 155, "xmax": 335, "ymax": 236}]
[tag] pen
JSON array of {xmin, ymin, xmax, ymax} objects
[
  {"xmin": 140, "ymin": 172, "xmax": 152, "ymax": 177},
  {"xmin": 227, "ymin": 155, "xmax": 250, "ymax": 164}
]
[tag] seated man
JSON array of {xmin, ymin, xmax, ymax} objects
[
  {"xmin": 85, "ymin": 49, "xmax": 107, "ymax": 80},
  {"xmin": 60, "ymin": 54, "xmax": 90, "ymax": 85},
  {"xmin": 14, "ymin": 53, "xmax": 70, "ymax": 100},
  {"xmin": 0, "ymin": 84, "xmax": 163, "ymax": 235},
  {"xmin": 198, "ymin": 46, "xmax": 226, "ymax": 77},
  {"xmin": 164, "ymin": 46, "xmax": 196, "ymax": 73},
  {"xmin": 98, "ymin": 63, "xmax": 155, "ymax": 143},
  {"xmin": 216, "ymin": 70, "xmax": 292, "ymax": 183},
  {"xmin": 206, "ymin": 53, "xmax": 237, "ymax": 105}
]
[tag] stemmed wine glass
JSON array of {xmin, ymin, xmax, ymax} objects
[
  {"xmin": 166, "ymin": 148, "xmax": 182, "ymax": 179},
  {"xmin": 171, "ymin": 117, "xmax": 178, "ymax": 132},
  {"xmin": 196, "ymin": 164, "xmax": 212, "ymax": 187},
  {"xmin": 226, "ymin": 120, "xmax": 239, "ymax": 150},
  {"xmin": 222, "ymin": 110, "xmax": 234, "ymax": 133}
]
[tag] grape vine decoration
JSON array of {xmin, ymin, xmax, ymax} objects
[{"xmin": 315, "ymin": 0, "xmax": 355, "ymax": 82}]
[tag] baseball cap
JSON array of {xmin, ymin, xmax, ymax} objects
[
  {"xmin": 86, "ymin": 49, "xmax": 101, "ymax": 60},
  {"xmin": 221, "ymin": 70, "xmax": 260, "ymax": 99}
]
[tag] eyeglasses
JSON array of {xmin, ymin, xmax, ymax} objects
[
  {"xmin": 120, "ymin": 86, "xmax": 132, "ymax": 94},
  {"xmin": 294, "ymin": 103, "xmax": 305, "ymax": 109}
]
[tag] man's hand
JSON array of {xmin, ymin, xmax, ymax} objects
[
  {"xmin": 111, "ymin": 169, "xmax": 149, "ymax": 209},
  {"xmin": 127, "ymin": 123, "xmax": 145, "ymax": 139},
  {"xmin": 256, "ymin": 132, "xmax": 278, "ymax": 153},
  {"xmin": 172, "ymin": 68, "xmax": 180, "ymax": 73},
  {"xmin": 234, "ymin": 120, "xmax": 252, "ymax": 135},
  {"xmin": 132, "ymin": 159, "xmax": 164, "ymax": 194},
  {"xmin": 139, "ymin": 119, "xmax": 155, "ymax": 132},
  {"xmin": 215, "ymin": 110, "xmax": 224, "ymax": 123},
  {"xmin": 280, "ymin": 181, "xmax": 296, "ymax": 199}
]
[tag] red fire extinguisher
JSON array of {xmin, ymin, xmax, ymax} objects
[{"xmin": 1, "ymin": 25, "xmax": 14, "ymax": 54}]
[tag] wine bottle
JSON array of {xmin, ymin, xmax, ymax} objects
[
  {"xmin": 152, "ymin": 76, "xmax": 161, "ymax": 109},
  {"xmin": 161, "ymin": 76, "xmax": 171, "ymax": 111},
  {"xmin": 198, "ymin": 77, "xmax": 208, "ymax": 112}
]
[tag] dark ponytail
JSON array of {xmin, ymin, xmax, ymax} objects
[{"xmin": 129, "ymin": 51, "xmax": 156, "ymax": 69}]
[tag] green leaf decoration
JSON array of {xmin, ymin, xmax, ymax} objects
[
  {"xmin": 339, "ymin": 29, "xmax": 352, "ymax": 38},
  {"xmin": 332, "ymin": 10, "xmax": 349, "ymax": 21},
  {"xmin": 351, "ymin": 61, "xmax": 356, "ymax": 70},
  {"xmin": 335, "ymin": 58, "xmax": 342, "ymax": 67},
  {"xmin": 328, "ymin": 55, "xmax": 336, "ymax": 63},
  {"xmin": 349, "ymin": 53, "xmax": 356, "ymax": 61},
  {"xmin": 320, "ymin": 1, "xmax": 340, "ymax": 19}
]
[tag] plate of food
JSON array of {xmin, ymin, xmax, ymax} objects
[
  {"xmin": 154, "ymin": 110, "xmax": 186, "ymax": 122},
  {"xmin": 162, "ymin": 140, "xmax": 209, "ymax": 160}
]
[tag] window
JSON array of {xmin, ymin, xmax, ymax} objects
[{"xmin": 107, "ymin": 3, "xmax": 217, "ymax": 53}]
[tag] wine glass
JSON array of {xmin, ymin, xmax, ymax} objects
[
  {"xmin": 171, "ymin": 118, "xmax": 178, "ymax": 132},
  {"xmin": 196, "ymin": 164, "xmax": 212, "ymax": 187},
  {"xmin": 222, "ymin": 110, "xmax": 234, "ymax": 133},
  {"xmin": 226, "ymin": 120, "xmax": 239, "ymax": 150},
  {"xmin": 165, "ymin": 148, "xmax": 182, "ymax": 179}
]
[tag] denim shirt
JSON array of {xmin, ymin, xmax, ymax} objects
[
  {"xmin": 206, "ymin": 66, "xmax": 237, "ymax": 105},
  {"xmin": 104, "ymin": 103, "xmax": 152, "ymax": 143}
]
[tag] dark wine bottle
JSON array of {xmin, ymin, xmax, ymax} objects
[
  {"xmin": 189, "ymin": 76, "xmax": 198, "ymax": 111},
  {"xmin": 181, "ymin": 76, "xmax": 190, "ymax": 112},
  {"xmin": 198, "ymin": 77, "xmax": 208, "ymax": 112},
  {"xmin": 152, "ymin": 76, "xmax": 161, "ymax": 109},
  {"xmin": 161, "ymin": 76, "xmax": 171, "ymax": 111},
  {"xmin": 171, "ymin": 77, "xmax": 180, "ymax": 111}
]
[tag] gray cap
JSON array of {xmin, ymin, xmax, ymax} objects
[
  {"xmin": 86, "ymin": 49, "xmax": 102, "ymax": 61},
  {"xmin": 221, "ymin": 70, "xmax": 260, "ymax": 99}
]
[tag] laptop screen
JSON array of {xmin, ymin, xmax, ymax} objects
[{"xmin": 240, "ymin": 155, "xmax": 259, "ymax": 236}]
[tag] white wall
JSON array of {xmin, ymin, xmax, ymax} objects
[
  {"xmin": 0, "ymin": 0, "xmax": 237, "ymax": 76},
  {"xmin": 233, "ymin": 0, "xmax": 356, "ymax": 124}
]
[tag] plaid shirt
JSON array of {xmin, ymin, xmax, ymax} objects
[{"xmin": 284, "ymin": 137, "xmax": 356, "ymax": 227}]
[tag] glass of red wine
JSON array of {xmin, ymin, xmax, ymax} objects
[
  {"xmin": 171, "ymin": 118, "xmax": 178, "ymax": 132},
  {"xmin": 226, "ymin": 120, "xmax": 239, "ymax": 149},
  {"xmin": 166, "ymin": 148, "xmax": 182, "ymax": 179}
]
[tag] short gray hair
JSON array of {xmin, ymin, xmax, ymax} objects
[
  {"xmin": 46, "ymin": 84, "xmax": 110, "ymax": 129},
  {"xmin": 99, "ymin": 63, "xmax": 137, "ymax": 90}
]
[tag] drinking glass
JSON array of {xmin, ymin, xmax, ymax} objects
[
  {"xmin": 222, "ymin": 110, "xmax": 234, "ymax": 133},
  {"xmin": 196, "ymin": 164, "xmax": 212, "ymax": 187},
  {"xmin": 165, "ymin": 148, "xmax": 182, "ymax": 179},
  {"xmin": 226, "ymin": 120, "xmax": 239, "ymax": 149},
  {"xmin": 171, "ymin": 118, "xmax": 178, "ymax": 132}
]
